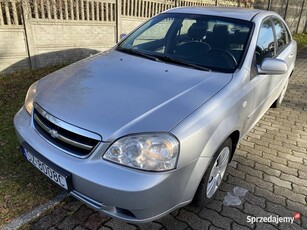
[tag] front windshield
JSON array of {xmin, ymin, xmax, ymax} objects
[{"xmin": 117, "ymin": 13, "xmax": 253, "ymax": 73}]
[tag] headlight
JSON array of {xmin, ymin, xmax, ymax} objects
[
  {"xmin": 24, "ymin": 81, "xmax": 38, "ymax": 115},
  {"xmin": 104, "ymin": 134, "xmax": 179, "ymax": 171}
]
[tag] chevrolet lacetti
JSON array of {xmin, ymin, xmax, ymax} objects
[{"xmin": 14, "ymin": 7, "xmax": 296, "ymax": 222}]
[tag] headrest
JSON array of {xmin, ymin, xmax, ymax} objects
[
  {"xmin": 187, "ymin": 22, "xmax": 208, "ymax": 40},
  {"xmin": 213, "ymin": 24, "xmax": 229, "ymax": 34}
]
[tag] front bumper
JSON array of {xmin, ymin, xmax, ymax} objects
[{"xmin": 14, "ymin": 107, "xmax": 210, "ymax": 222}]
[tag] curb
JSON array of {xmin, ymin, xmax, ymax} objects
[{"xmin": 2, "ymin": 191, "xmax": 68, "ymax": 230}]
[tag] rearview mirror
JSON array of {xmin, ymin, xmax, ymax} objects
[{"xmin": 257, "ymin": 58, "xmax": 288, "ymax": 75}]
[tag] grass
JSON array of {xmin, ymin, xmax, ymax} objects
[
  {"xmin": 293, "ymin": 33, "xmax": 307, "ymax": 50},
  {"xmin": 0, "ymin": 66, "xmax": 65, "ymax": 227}
]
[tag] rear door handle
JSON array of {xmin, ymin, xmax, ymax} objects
[{"xmin": 289, "ymin": 53, "xmax": 294, "ymax": 57}]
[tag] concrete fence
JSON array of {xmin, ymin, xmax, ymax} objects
[{"xmin": 0, "ymin": 0, "xmax": 305, "ymax": 74}]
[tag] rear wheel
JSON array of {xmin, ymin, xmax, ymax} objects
[{"xmin": 193, "ymin": 138, "xmax": 232, "ymax": 207}]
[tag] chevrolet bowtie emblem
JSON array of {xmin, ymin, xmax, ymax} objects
[{"xmin": 50, "ymin": 129, "xmax": 59, "ymax": 139}]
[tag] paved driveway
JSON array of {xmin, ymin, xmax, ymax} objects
[{"xmin": 26, "ymin": 48, "xmax": 307, "ymax": 230}]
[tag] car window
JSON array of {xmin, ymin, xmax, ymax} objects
[
  {"xmin": 131, "ymin": 17, "xmax": 174, "ymax": 51},
  {"xmin": 255, "ymin": 19, "xmax": 275, "ymax": 64},
  {"xmin": 272, "ymin": 18, "xmax": 288, "ymax": 53},
  {"xmin": 178, "ymin": 18, "xmax": 196, "ymax": 36},
  {"xmin": 119, "ymin": 14, "xmax": 253, "ymax": 73}
]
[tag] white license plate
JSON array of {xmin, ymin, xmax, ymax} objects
[{"xmin": 24, "ymin": 148, "xmax": 69, "ymax": 190}]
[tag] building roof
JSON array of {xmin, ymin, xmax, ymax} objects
[{"xmin": 165, "ymin": 7, "xmax": 267, "ymax": 21}]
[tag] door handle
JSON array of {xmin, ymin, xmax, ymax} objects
[{"xmin": 289, "ymin": 53, "xmax": 294, "ymax": 57}]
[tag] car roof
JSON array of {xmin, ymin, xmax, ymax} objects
[{"xmin": 165, "ymin": 7, "xmax": 267, "ymax": 21}]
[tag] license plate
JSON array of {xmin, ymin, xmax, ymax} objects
[{"xmin": 23, "ymin": 147, "xmax": 69, "ymax": 190}]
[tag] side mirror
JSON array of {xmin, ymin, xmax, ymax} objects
[
  {"xmin": 120, "ymin": 33, "xmax": 127, "ymax": 40},
  {"xmin": 257, "ymin": 58, "xmax": 288, "ymax": 75}
]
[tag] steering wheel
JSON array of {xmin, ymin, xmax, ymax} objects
[{"xmin": 207, "ymin": 49, "xmax": 237, "ymax": 69}]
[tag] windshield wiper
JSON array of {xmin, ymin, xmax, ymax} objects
[
  {"xmin": 158, "ymin": 55, "xmax": 211, "ymax": 72},
  {"xmin": 117, "ymin": 47, "xmax": 161, "ymax": 62}
]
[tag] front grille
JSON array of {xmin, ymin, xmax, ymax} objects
[{"xmin": 33, "ymin": 103, "xmax": 101, "ymax": 157}]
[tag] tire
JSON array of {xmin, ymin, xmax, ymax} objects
[
  {"xmin": 193, "ymin": 138, "xmax": 233, "ymax": 207},
  {"xmin": 272, "ymin": 78, "xmax": 289, "ymax": 108}
]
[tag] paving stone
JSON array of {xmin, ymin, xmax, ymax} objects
[
  {"xmin": 266, "ymin": 201, "xmax": 297, "ymax": 220},
  {"xmin": 155, "ymin": 213, "xmax": 188, "ymax": 230},
  {"xmin": 262, "ymin": 174, "xmax": 292, "ymax": 190},
  {"xmin": 260, "ymin": 136, "xmax": 282, "ymax": 146},
  {"xmin": 184, "ymin": 204, "xmax": 202, "ymax": 214},
  {"xmin": 246, "ymin": 153, "xmax": 271, "ymax": 166},
  {"xmin": 31, "ymin": 215, "xmax": 54, "ymax": 230},
  {"xmin": 244, "ymin": 192, "xmax": 266, "ymax": 209},
  {"xmin": 232, "ymin": 222, "xmax": 252, "ymax": 230},
  {"xmin": 208, "ymin": 225, "xmax": 223, "ymax": 230},
  {"xmin": 240, "ymin": 145, "xmax": 263, "ymax": 156},
  {"xmin": 277, "ymin": 151, "xmax": 304, "ymax": 164},
  {"xmin": 280, "ymin": 173, "xmax": 306, "ymax": 187},
  {"xmin": 298, "ymin": 170, "xmax": 307, "ymax": 179},
  {"xmin": 245, "ymin": 175, "xmax": 273, "ymax": 191},
  {"xmin": 74, "ymin": 226, "xmax": 87, "ymax": 230},
  {"xmin": 268, "ymin": 143, "xmax": 290, "ymax": 154},
  {"xmin": 286, "ymin": 200, "xmax": 307, "ymax": 217},
  {"xmin": 219, "ymin": 181, "xmax": 235, "ymax": 193},
  {"xmin": 254, "ymin": 163, "xmax": 281, "ymax": 177},
  {"xmin": 136, "ymin": 221, "xmax": 163, "ymax": 230},
  {"xmin": 270, "ymin": 162, "xmax": 298, "ymax": 176},
  {"xmin": 255, "ymin": 223, "xmax": 278, "ymax": 230},
  {"xmin": 237, "ymin": 164, "xmax": 263, "ymax": 179},
  {"xmin": 292, "ymin": 150, "xmax": 307, "ymax": 159},
  {"xmin": 57, "ymin": 216, "xmax": 79, "ymax": 230},
  {"xmin": 83, "ymin": 212, "xmax": 110, "ymax": 230},
  {"xmin": 234, "ymin": 149, "xmax": 248, "ymax": 158},
  {"xmin": 274, "ymin": 186, "xmax": 306, "ymax": 204},
  {"xmin": 239, "ymin": 139, "xmax": 255, "ymax": 148},
  {"xmin": 262, "ymin": 152, "xmax": 287, "ymax": 165},
  {"xmin": 221, "ymin": 206, "xmax": 251, "ymax": 227},
  {"xmin": 227, "ymin": 175, "xmax": 255, "ymax": 193},
  {"xmin": 176, "ymin": 209, "xmax": 211, "ymax": 230},
  {"xmin": 226, "ymin": 166, "xmax": 246, "ymax": 180},
  {"xmin": 244, "ymin": 202, "xmax": 274, "ymax": 218},
  {"xmin": 199, "ymin": 208, "xmax": 233, "ymax": 230},
  {"xmin": 292, "ymin": 184, "xmax": 307, "ymax": 196},
  {"xmin": 228, "ymin": 160, "xmax": 238, "ymax": 169},
  {"xmin": 232, "ymin": 155, "xmax": 255, "ymax": 167},
  {"xmin": 282, "ymin": 143, "xmax": 307, "ymax": 154},
  {"xmin": 287, "ymin": 161, "xmax": 307, "ymax": 173},
  {"xmin": 105, "ymin": 219, "xmax": 137, "ymax": 230},
  {"xmin": 301, "ymin": 216, "xmax": 307, "ymax": 229},
  {"xmin": 62, "ymin": 198, "xmax": 82, "ymax": 212},
  {"xmin": 279, "ymin": 223, "xmax": 305, "ymax": 230},
  {"xmin": 206, "ymin": 200, "xmax": 223, "ymax": 212}
]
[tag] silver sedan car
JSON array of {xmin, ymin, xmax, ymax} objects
[{"xmin": 14, "ymin": 7, "xmax": 296, "ymax": 222}]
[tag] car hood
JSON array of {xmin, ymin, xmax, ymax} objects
[{"xmin": 35, "ymin": 50, "xmax": 232, "ymax": 141}]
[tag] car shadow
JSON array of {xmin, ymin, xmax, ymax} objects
[{"xmin": 1, "ymin": 48, "xmax": 101, "ymax": 75}]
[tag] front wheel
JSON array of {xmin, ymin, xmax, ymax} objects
[{"xmin": 193, "ymin": 138, "xmax": 232, "ymax": 207}]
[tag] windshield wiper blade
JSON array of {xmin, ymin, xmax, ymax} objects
[
  {"xmin": 159, "ymin": 56, "xmax": 211, "ymax": 71},
  {"xmin": 117, "ymin": 47, "xmax": 161, "ymax": 62}
]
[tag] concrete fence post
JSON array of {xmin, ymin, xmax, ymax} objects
[
  {"xmin": 267, "ymin": 0, "xmax": 272, "ymax": 10},
  {"xmin": 116, "ymin": 0, "xmax": 122, "ymax": 43},
  {"xmin": 21, "ymin": 0, "xmax": 37, "ymax": 69},
  {"xmin": 297, "ymin": 0, "xmax": 306, "ymax": 33},
  {"xmin": 284, "ymin": 0, "xmax": 290, "ymax": 20}
]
